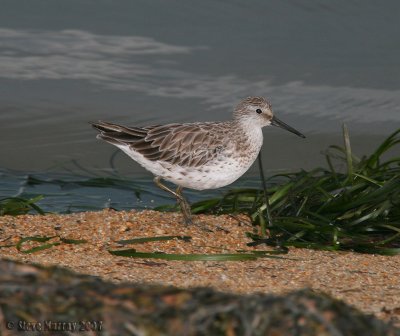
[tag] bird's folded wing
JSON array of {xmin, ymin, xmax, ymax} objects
[{"xmin": 92, "ymin": 121, "xmax": 226, "ymax": 167}]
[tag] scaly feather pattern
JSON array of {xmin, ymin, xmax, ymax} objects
[{"xmin": 92, "ymin": 121, "xmax": 231, "ymax": 168}]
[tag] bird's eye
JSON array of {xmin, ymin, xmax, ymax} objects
[{"xmin": 256, "ymin": 109, "xmax": 262, "ymax": 114}]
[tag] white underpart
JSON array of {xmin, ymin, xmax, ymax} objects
[{"xmin": 115, "ymin": 119, "xmax": 265, "ymax": 191}]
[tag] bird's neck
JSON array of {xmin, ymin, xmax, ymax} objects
[{"xmin": 234, "ymin": 119, "xmax": 264, "ymax": 150}]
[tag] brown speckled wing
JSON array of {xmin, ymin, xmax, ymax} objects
[{"xmin": 92, "ymin": 121, "xmax": 227, "ymax": 167}]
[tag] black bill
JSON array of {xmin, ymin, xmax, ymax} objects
[{"xmin": 271, "ymin": 116, "xmax": 306, "ymax": 138}]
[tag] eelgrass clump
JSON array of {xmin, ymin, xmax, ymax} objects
[
  {"xmin": 192, "ymin": 127, "xmax": 400, "ymax": 255},
  {"xmin": 0, "ymin": 196, "xmax": 44, "ymax": 216}
]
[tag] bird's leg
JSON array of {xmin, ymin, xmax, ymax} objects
[
  {"xmin": 176, "ymin": 186, "xmax": 216, "ymax": 232},
  {"xmin": 176, "ymin": 186, "xmax": 193, "ymax": 225},
  {"xmin": 153, "ymin": 176, "xmax": 193, "ymax": 225}
]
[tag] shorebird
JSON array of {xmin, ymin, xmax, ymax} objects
[{"xmin": 92, "ymin": 97, "xmax": 305, "ymax": 224}]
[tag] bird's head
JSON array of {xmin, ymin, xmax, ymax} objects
[{"xmin": 233, "ymin": 96, "xmax": 305, "ymax": 138}]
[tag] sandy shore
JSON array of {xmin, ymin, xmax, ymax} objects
[{"xmin": 1, "ymin": 209, "xmax": 399, "ymax": 326}]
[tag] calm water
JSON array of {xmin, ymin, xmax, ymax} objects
[{"xmin": 1, "ymin": 0, "xmax": 399, "ymax": 211}]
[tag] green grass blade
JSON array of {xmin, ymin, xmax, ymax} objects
[
  {"xmin": 342, "ymin": 123, "xmax": 353, "ymax": 178},
  {"xmin": 108, "ymin": 249, "xmax": 285, "ymax": 261},
  {"xmin": 16, "ymin": 236, "xmax": 59, "ymax": 254},
  {"xmin": 0, "ymin": 196, "xmax": 45, "ymax": 216},
  {"xmin": 191, "ymin": 199, "xmax": 220, "ymax": 213},
  {"xmin": 269, "ymin": 182, "xmax": 294, "ymax": 205},
  {"xmin": 20, "ymin": 242, "xmax": 61, "ymax": 254},
  {"xmin": 116, "ymin": 236, "xmax": 191, "ymax": 245},
  {"xmin": 352, "ymin": 173, "xmax": 383, "ymax": 187},
  {"xmin": 352, "ymin": 246, "xmax": 400, "ymax": 255},
  {"xmin": 16, "ymin": 236, "xmax": 89, "ymax": 253}
]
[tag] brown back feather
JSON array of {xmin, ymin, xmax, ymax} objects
[{"xmin": 92, "ymin": 121, "xmax": 229, "ymax": 167}]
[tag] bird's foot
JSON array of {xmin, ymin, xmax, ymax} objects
[
  {"xmin": 194, "ymin": 221, "xmax": 214, "ymax": 232},
  {"xmin": 180, "ymin": 215, "xmax": 214, "ymax": 232}
]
